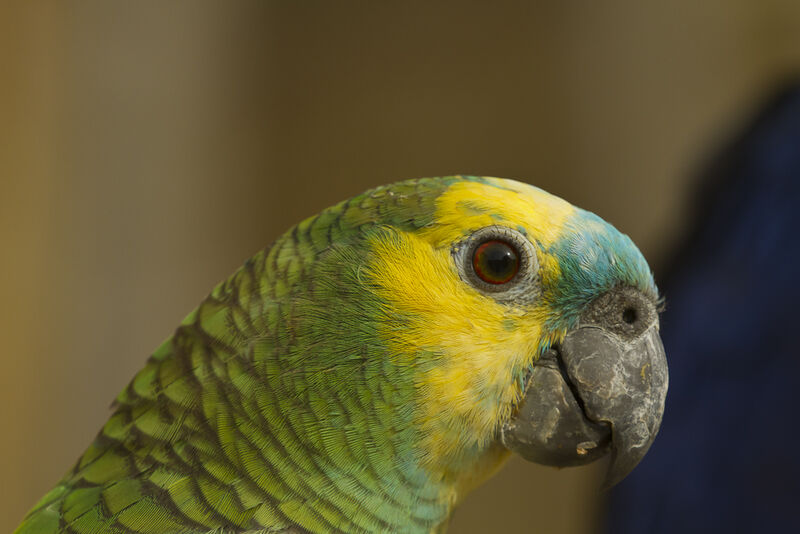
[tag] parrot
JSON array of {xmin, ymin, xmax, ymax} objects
[{"xmin": 15, "ymin": 176, "xmax": 667, "ymax": 534}]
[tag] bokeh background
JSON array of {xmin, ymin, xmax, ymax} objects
[{"xmin": 3, "ymin": 2, "xmax": 800, "ymax": 532}]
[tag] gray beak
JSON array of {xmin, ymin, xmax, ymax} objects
[{"xmin": 500, "ymin": 287, "xmax": 668, "ymax": 488}]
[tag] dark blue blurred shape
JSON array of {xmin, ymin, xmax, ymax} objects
[{"xmin": 606, "ymin": 84, "xmax": 800, "ymax": 533}]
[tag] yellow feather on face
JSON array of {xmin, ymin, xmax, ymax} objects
[
  {"xmin": 363, "ymin": 178, "xmax": 578, "ymax": 501},
  {"xmin": 415, "ymin": 178, "xmax": 574, "ymax": 248}
]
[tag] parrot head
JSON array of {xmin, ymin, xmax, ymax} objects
[
  {"xmin": 15, "ymin": 175, "xmax": 667, "ymax": 534},
  {"xmin": 356, "ymin": 176, "xmax": 667, "ymax": 491}
]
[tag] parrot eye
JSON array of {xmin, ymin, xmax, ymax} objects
[
  {"xmin": 472, "ymin": 240, "xmax": 520, "ymax": 284},
  {"xmin": 454, "ymin": 225, "xmax": 540, "ymax": 303}
]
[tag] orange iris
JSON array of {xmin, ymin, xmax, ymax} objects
[{"xmin": 472, "ymin": 239, "xmax": 520, "ymax": 284}]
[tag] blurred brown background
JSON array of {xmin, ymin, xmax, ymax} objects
[{"xmin": 3, "ymin": 2, "xmax": 800, "ymax": 532}]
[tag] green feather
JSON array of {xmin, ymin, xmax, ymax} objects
[{"xmin": 17, "ymin": 178, "xmax": 455, "ymax": 534}]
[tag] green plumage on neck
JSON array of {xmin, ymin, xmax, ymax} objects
[{"xmin": 18, "ymin": 179, "xmax": 458, "ymax": 534}]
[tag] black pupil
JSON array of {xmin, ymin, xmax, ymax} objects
[
  {"xmin": 622, "ymin": 307, "xmax": 637, "ymax": 324},
  {"xmin": 486, "ymin": 246, "xmax": 514, "ymax": 274},
  {"xmin": 474, "ymin": 240, "xmax": 519, "ymax": 283}
]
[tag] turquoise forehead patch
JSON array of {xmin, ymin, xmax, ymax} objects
[{"xmin": 544, "ymin": 209, "xmax": 656, "ymax": 329}]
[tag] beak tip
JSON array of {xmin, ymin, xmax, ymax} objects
[
  {"xmin": 601, "ymin": 460, "xmax": 629, "ymax": 491},
  {"xmin": 600, "ymin": 422, "xmax": 662, "ymax": 490}
]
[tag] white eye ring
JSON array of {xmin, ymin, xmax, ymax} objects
[{"xmin": 452, "ymin": 225, "xmax": 541, "ymax": 304}]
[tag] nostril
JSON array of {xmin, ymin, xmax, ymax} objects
[{"xmin": 622, "ymin": 307, "xmax": 637, "ymax": 325}]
